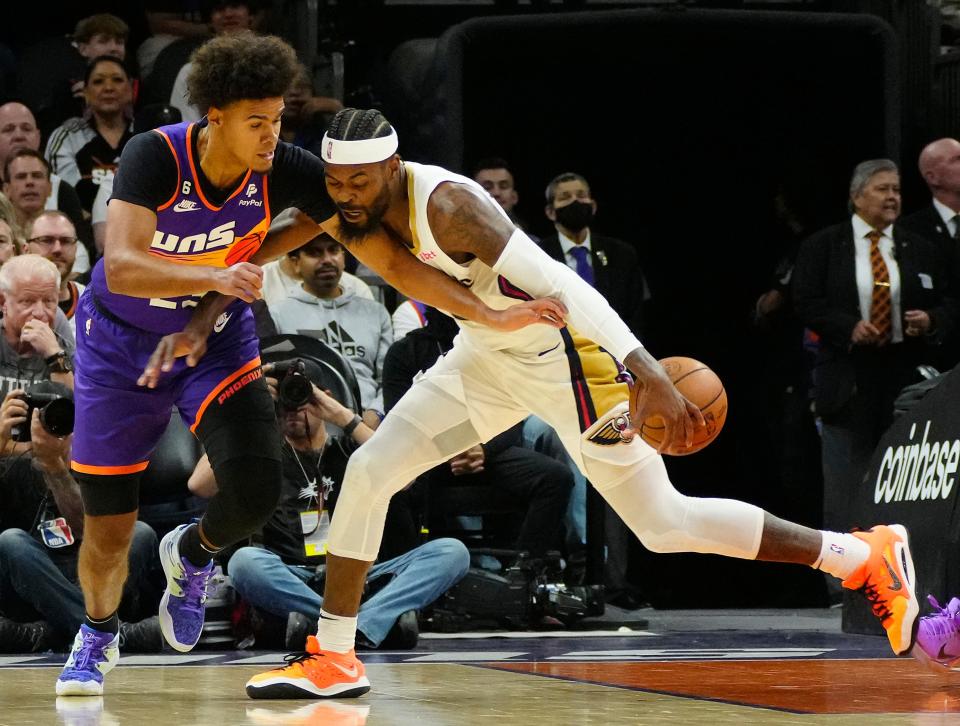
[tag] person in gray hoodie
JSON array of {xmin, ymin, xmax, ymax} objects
[{"xmin": 267, "ymin": 233, "xmax": 393, "ymax": 428}]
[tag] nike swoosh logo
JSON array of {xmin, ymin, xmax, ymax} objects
[
  {"xmin": 883, "ymin": 552, "xmax": 903, "ymax": 591},
  {"xmin": 537, "ymin": 343, "xmax": 561, "ymax": 357},
  {"xmin": 213, "ymin": 313, "xmax": 232, "ymax": 333},
  {"xmin": 330, "ymin": 661, "xmax": 359, "ymax": 678},
  {"xmin": 173, "ymin": 201, "xmax": 200, "ymax": 213}
]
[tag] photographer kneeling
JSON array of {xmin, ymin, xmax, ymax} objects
[{"xmin": 189, "ymin": 358, "xmax": 469, "ymax": 650}]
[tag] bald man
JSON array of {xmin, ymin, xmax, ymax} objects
[
  {"xmin": 901, "ymin": 138, "xmax": 960, "ymax": 369},
  {"xmin": 902, "ymin": 138, "xmax": 960, "ymax": 251}
]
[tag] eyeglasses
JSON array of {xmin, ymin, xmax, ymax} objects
[{"xmin": 27, "ymin": 235, "xmax": 77, "ymax": 249}]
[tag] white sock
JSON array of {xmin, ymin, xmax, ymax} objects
[
  {"xmin": 813, "ymin": 531, "xmax": 870, "ymax": 581},
  {"xmin": 316, "ymin": 609, "xmax": 358, "ymax": 654}
]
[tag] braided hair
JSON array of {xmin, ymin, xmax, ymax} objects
[{"xmin": 325, "ymin": 108, "xmax": 393, "ymax": 141}]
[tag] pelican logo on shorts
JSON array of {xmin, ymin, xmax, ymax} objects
[{"xmin": 589, "ymin": 413, "xmax": 632, "ymax": 446}]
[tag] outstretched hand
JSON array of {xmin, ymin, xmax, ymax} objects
[
  {"xmin": 488, "ymin": 298, "xmax": 568, "ymax": 331},
  {"xmin": 138, "ymin": 329, "xmax": 208, "ymax": 388}
]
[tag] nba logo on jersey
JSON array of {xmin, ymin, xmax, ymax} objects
[{"xmin": 245, "ymin": 183, "xmax": 258, "ymax": 197}]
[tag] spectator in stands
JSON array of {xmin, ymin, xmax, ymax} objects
[
  {"xmin": 45, "ymin": 15, "xmax": 133, "ymax": 135},
  {"xmin": 0, "ymin": 105, "xmax": 89, "ymax": 265},
  {"xmin": 540, "ymin": 171, "xmax": 647, "ymax": 337},
  {"xmin": 383, "ymin": 306, "xmax": 572, "ymax": 561},
  {"xmin": 169, "ymin": 1, "xmax": 258, "ymax": 122},
  {"xmin": 24, "ymin": 212, "xmax": 85, "ymax": 332},
  {"xmin": 0, "ymin": 376, "xmax": 161, "ymax": 653},
  {"xmin": 903, "ymin": 138, "xmax": 960, "ymax": 252},
  {"xmin": 190, "ymin": 358, "xmax": 469, "ymax": 650},
  {"xmin": 265, "ymin": 234, "xmax": 393, "ymax": 429},
  {"xmin": 3, "ymin": 149, "xmax": 91, "ymax": 277},
  {"xmin": 74, "ymin": 14, "xmax": 128, "ymax": 63},
  {"xmin": 0, "ymin": 104, "xmax": 42, "ymax": 175},
  {"xmin": 793, "ymin": 159, "xmax": 956, "ymax": 534},
  {"xmin": 279, "ymin": 64, "xmax": 343, "ymax": 158},
  {"xmin": 261, "ymin": 216, "xmax": 373, "ymax": 307},
  {"xmin": 46, "ymin": 56, "xmax": 135, "ymax": 215},
  {"xmin": 0, "ymin": 256, "xmax": 74, "ymax": 403},
  {"xmin": 472, "ymin": 157, "xmax": 534, "ymax": 232},
  {"xmin": 0, "ymin": 219, "xmax": 18, "ymax": 266}
]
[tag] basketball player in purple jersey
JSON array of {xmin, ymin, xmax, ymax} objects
[{"xmin": 57, "ymin": 35, "xmax": 563, "ymax": 697}]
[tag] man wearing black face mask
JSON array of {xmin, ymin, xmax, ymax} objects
[{"xmin": 539, "ymin": 172, "xmax": 647, "ymax": 337}]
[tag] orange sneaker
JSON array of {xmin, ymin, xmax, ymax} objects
[
  {"xmin": 841, "ymin": 524, "xmax": 918, "ymax": 655},
  {"xmin": 245, "ymin": 636, "xmax": 370, "ymax": 700}
]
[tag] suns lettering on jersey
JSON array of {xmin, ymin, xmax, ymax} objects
[{"xmin": 150, "ymin": 221, "xmax": 237, "ymax": 254}]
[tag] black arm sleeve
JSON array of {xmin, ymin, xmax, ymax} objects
[
  {"xmin": 111, "ymin": 131, "xmax": 178, "ymax": 210},
  {"xmin": 268, "ymin": 142, "xmax": 337, "ymax": 224}
]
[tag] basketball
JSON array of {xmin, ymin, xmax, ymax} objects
[
  {"xmin": 225, "ymin": 232, "xmax": 264, "ymax": 266},
  {"xmin": 633, "ymin": 356, "xmax": 727, "ymax": 455}
]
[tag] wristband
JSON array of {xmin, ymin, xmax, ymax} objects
[{"xmin": 342, "ymin": 414, "xmax": 363, "ymax": 436}]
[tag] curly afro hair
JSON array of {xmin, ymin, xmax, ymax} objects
[{"xmin": 187, "ymin": 32, "xmax": 299, "ymax": 113}]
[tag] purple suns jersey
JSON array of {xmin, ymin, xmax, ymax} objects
[{"xmin": 88, "ymin": 121, "xmax": 335, "ymax": 335}]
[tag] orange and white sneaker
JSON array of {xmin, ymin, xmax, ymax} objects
[
  {"xmin": 841, "ymin": 524, "xmax": 918, "ymax": 655},
  {"xmin": 245, "ymin": 636, "xmax": 370, "ymax": 700}
]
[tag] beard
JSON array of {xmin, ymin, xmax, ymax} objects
[{"xmin": 336, "ymin": 183, "xmax": 391, "ymax": 243}]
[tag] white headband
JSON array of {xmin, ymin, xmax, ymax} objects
[{"xmin": 320, "ymin": 129, "xmax": 398, "ymax": 165}]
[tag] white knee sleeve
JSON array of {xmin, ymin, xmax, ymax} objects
[
  {"xmin": 327, "ymin": 389, "xmax": 482, "ymax": 561},
  {"xmin": 587, "ymin": 455, "xmax": 764, "ymax": 560}
]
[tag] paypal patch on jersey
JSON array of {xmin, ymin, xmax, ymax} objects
[{"xmin": 88, "ymin": 121, "xmax": 272, "ymax": 334}]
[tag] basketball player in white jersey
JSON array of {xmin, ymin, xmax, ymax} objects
[{"xmin": 147, "ymin": 108, "xmax": 921, "ymax": 699}]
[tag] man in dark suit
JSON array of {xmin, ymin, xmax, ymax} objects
[
  {"xmin": 538, "ymin": 172, "xmax": 647, "ymax": 337},
  {"xmin": 793, "ymin": 159, "xmax": 956, "ymax": 535},
  {"xmin": 900, "ymin": 138, "xmax": 960, "ymax": 371},
  {"xmin": 901, "ymin": 138, "xmax": 960, "ymax": 256}
]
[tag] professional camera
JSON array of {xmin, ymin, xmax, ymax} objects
[
  {"xmin": 10, "ymin": 382, "xmax": 75, "ymax": 443},
  {"xmin": 273, "ymin": 358, "xmax": 314, "ymax": 411},
  {"xmin": 430, "ymin": 551, "xmax": 605, "ymax": 631}
]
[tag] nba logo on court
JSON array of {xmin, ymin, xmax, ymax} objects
[{"xmin": 245, "ymin": 183, "xmax": 257, "ymax": 197}]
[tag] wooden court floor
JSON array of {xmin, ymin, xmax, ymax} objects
[{"xmin": 4, "ymin": 611, "xmax": 960, "ymax": 725}]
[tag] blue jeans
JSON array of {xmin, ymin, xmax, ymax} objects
[
  {"xmin": 0, "ymin": 520, "xmax": 158, "ymax": 638},
  {"xmin": 522, "ymin": 415, "xmax": 586, "ymax": 547},
  {"xmin": 229, "ymin": 538, "xmax": 470, "ymax": 646}
]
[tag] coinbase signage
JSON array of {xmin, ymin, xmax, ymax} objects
[
  {"xmin": 873, "ymin": 421, "xmax": 960, "ymax": 504},
  {"xmin": 844, "ymin": 367, "xmax": 960, "ymax": 636}
]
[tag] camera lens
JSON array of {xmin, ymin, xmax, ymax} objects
[
  {"xmin": 39, "ymin": 397, "xmax": 74, "ymax": 437},
  {"xmin": 279, "ymin": 373, "xmax": 313, "ymax": 409},
  {"xmin": 276, "ymin": 360, "xmax": 314, "ymax": 411}
]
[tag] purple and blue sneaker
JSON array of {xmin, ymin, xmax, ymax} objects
[
  {"xmin": 56, "ymin": 625, "xmax": 119, "ymax": 696},
  {"xmin": 912, "ymin": 595, "xmax": 960, "ymax": 670},
  {"xmin": 158, "ymin": 523, "xmax": 214, "ymax": 652}
]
